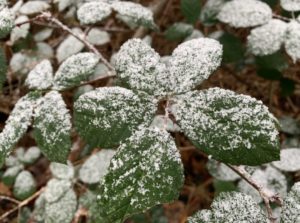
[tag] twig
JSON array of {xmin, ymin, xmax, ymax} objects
[
  {"xmin": 272, "ymin": 13, "xmax": 291, "ymax": 22},
  {"xmin": 0, "ymin": 187, "xmax": 45, "ymax": 221},
  {"xmin": 0, "ymin": 196, "xmax": 20, "ymax": 204},
  {"xmin": 226, "ymin": 165, "xmax": 283, "ymax": 223},
  {"xmin": 163, "ymin": 99, "xmax": 170, "ymax": 130}
]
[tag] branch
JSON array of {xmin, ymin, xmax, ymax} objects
[
  {"xmin": 272, "ymin": 13, "xmax": 291, "ymax": 22},
  {"xmin": 226, "ymin": 165, "xmax": 283, "ymax": 223}
]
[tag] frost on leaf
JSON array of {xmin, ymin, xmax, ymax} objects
[
  {"xmin": 10, "ymin": 15, "xmax": 30, "ymax": 44},
  {"xmin": 19, "ymin": 146, "xmax": 41, "ymax": 165},
  {"xmin": 33, "ymin": 91, "xmax": 72, "ymax": 163},
  {"xmin": 74, "ymin": 87, "xmax": 157, "ymax": 148},
  {"xmin": 2, "ymin": 164, "xmax": 23, "ymax": 186},
  {"xmin": 87, "ymin": 28, "xmax": 110, "ymax": 46},
  {"xmin": 13, "ymin": 170, "xmax": 36, "ymax": 200},
  {"xmin": 0, "ymin": 93, "xmax": 39, "ymax": 164},
  {"xmin": 49, "ymin": 162, "xmax": 75, "ymax": 180},
  {"xmin": 238, "ymin": 166, "xmax": 287, "ymax": 203},
  {"xmin": 97, "ymin": 128, "xmax": 184, "ymax": 222},
  {"xmin": 218, "ymin": 0, "xmax": 272, "ymax": 28},
  {"xmin": 45, "ymin": 189, "xmax": 77, "ymax": 223},
  {"xmin": 272, "ymin": 148, "xmax": 300, "ymax": 172},
  {"xmin": 200, "ymin": 0, "xmax": 226, "ymax": 25},
  {"xmin": 206, "ymin": 159, "xmax": 240, "ymax": 181},
  {"xmin": 280, "ymin": 0, "xmax": 300, "ymax": 11},
  {"xmin": 188, "ymin": 209, "xmax": 213, "ymax": 223},
  {"xmin": 25, "ymin": 60, "xmax": 54, "ymax": 90},
  {"xmin": 211, "ymin": 192, "xmax": 268, "ymax": 222},
  {"xmin": 77, "ymin": 2, "xmax": 112, "ymax": 25},
  {"xmin": 34, "ymin": 28, "xmax": 53, "ymax": 42},
  {"xmin": 19, "ymin": 1, "xmax": 50, "ymax": 15},
  {"xmin": 172, "ymin": 88, "xmax": 280, "ymax": 165},
  {"xmin": 112, "ymin": 1, "xmax": 156, "ymax": 29},
  {"xmin": 53, "ymin": 53, "xmax": 99, "ymax": 90},
  {"xmin": 284, "ymin": 20, "xmax": 300, "ymax": 63},
  {"xmin": 114, "ymin": 38, "xmax": 170, "ymax": 96},
  {"xmin": 44, "ymin": 178, "xmax": 72, "ymax": 203},
  {"xmin": 247, "ymin": 19, "xmax": 287, "ymax": 56},
  {"xmin": 168, "ymin": 38, "xmax": 222, "ymax": 94},
  {"xmin": 0, "ymin": 7, "xmax": 14, "ymax": 38},
  {"xmin": 281, "ymin": 182, "xmax": 300, "ymax": 223},
  {"xmin": 79, "ymin": 149, "xmax": 116, "ymax": 184}
]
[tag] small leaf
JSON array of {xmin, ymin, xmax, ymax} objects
[
  {"xmin": 44, "ymin": 178, "xmax": 72, "ymax": 203},
  {"xmin": 279, "ymin": 116, "xmax": 300, "ymax": 135},
  {"xmin": 74, "ymin": 87, "xmax": 157, "ymax": 148},
  {"xmin": 79, "ymin": 149, "xmax": 116, "ymax": 184},
  {"xmin": 33, "ymin": 91, "xmax": 72, "ymax": 163},
  {"xmin": 19, "ymin": 146, "xmax": 41, "ymax": 165},
  {"xmin": 247, "ymin": 19, "xmax": 287, "ymax": 56},
  {"xmin": 112, "ymin": 1, "xmax": 156, "ymax": 29},
  {"xmin": 53, "ymin": 53, "xmax": 99, "ymax": 90},
  {"xmin": 272, "ymin": 148, "xmax": 300, "ymax": 172},
  {"xmin": 19, "ymin": 1, "xmax": 50, "ymax": 15},
  {"xmin": 256, "ymin": 68, "xmax": 283, "ymax": 80},
  {"xmin": 218, "ymin": 32, "xmax": 244, "ymax": 63},
  {"xmin": 34, "ymin": 28, "xmax": 53, "ymax": 42},
  {"xmin": 0, "ymin": 92, "xmax": 40, "ymax": 164},
  {"xmin": 218, "ymin": 0, "xmax": 272, "ymax": 28},
  {"xmin": 87, "ymin": 28, "xmax": 110, "ymax": 46},
  {"xmin": 79, "ymin": 190, "xmax": 102, "ymax": 222},
  {"xmin": 0, "ymin": 7, "xmax": 14, "ymax": 38},
  {"xmin": 180, "ymin": 0, "xmax": 201, "ymax": 24},
  {"xmin": 25, "ymin": 59, "xmax": 54, "ymax": 90},
  {"xmin": 280, "ymin": 78, "xmax": 295, "ymax": 96},
  {"xmin": 280, "ymin": 0, "xmax": 300, "ymax": 11},
  {"xmin": 200, "ymin": 0, "xmax": 226, "ymax": 26},
  {"xmin": 77, "ymin": 2, "xmax": 112, "ymax": 25},
  {"xmin": 164, "ymin": 22, "xmax": 194, "ymax": 41},
  {"xmin": 172, "ymin": 88, "xmax": 280, "ymax": 165},
  {"xmin": 97, "ymin": 128, "xmax": 184, "ymax": 222},
  {"xmin": 281, "ymin": 182, "xmax": 300, "ymax": 223},
  {"xmin": 207, "ymin": 159, "xmax": 240, "ymax": 181},
  {"xmin": 49, "ymin": 162, "xmax": 75, "ymax": 180},
  {"xmin": 284, "ymin": 20, "xmax": 300, "ymax": 63},
  {"xmin": 2, "ymin": 164, "xmax": 23, "ymax": 186},
  {"xmin": 13, "ymin": 170, "xmax": 36, "ymax": 200},
  {"xmin": 10, "ymin": 15, "xmax": 30, "ymax": 44},
  {"xmin": 188, "ymin": 210, "xmax": 213, "ymax": 223}
]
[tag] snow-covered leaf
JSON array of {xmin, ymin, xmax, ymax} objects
[
  {"xmin": 184, "ymin": 29, "xmax": 204, "ymax": 42},
  {"xmin": 0, "ymin": 93, "xmax": 40, "ymax": 164},
  {"xmin": 49, "ymin": 162, "xmax": 75, "ymax": 180},
  {"xmin": 172, "ymin": 88, "xmax": 280, "ymax": 165},
  {"xmin": 207, "ymin": 159, "xmax": 240, "ymax": 181},
  {"xmin": 19, "ymin": 146, "xmax": 41, "ymax": 165},
  {"xmin": 33, "ymin": 193, "xmax": 46, "ymax": 222},
  {"xmin": 200, "ymin": 0, "xmax": 226, "ymax": 26},
  {"xmin": 279, "ymin": 116, "xmax": 300, "ymax": 135},
  {"xmin": 33, "ymin": 91, "xmax": 72, "ymax": 163},
  {"xmin": 0, "ymin": 7, "xmax": 14, "ymax": 38},
  {"xmin": 79, "ymin": 149, "xmax": 116, "ymax": 184},
  {"xmin": 44, "ymin": 178, "xmax": 72, "ymax": 203},
  {"xmin": 79, "ymin": 190, "xmax": 101, "ymax": 222},
  {"xmin": 45, "ymin": 188, "xmax": 77, "ymax": 223},
  {"xmin": 87, "ymin": 28, "xmax": 110, "ymax": 45},
  {"xmin": 13, "ymin": 170, "xmax": 36, "ymax": 200},
  {"xmin": 56, "ymin": 0, "xmax": 73, "ymax": 11},
  {"xmin": 34, "ymin": 28, "xmax": 53, "ymax": 42},
  {"xmin": 238, "ymin": 166, "xmax": 287, "ymax": 203},
  {"xmin": 2, "ymin": 164, "xmax": 24, "ymax": 186},
  {"xmin": 112, "ymin": 1, "xmax": 156, "ymax": 29},
  {"xmin": 164, "ymin": 22, "xmax": 193, "ymax": 41},
  {"xmin": 0, "ymin": 46, "xmax": 7, "ymax": 91},
  {"xmin": 10, "ymin": 15, "xmax": 30, "ymax": 44},
  {"xmin": 77, "ymin": 2, "xmax": 112, "ymax": 25},
  {"xmin": 168, "ymin": 38, "xmax": 222, "ymax": 94},
  {"xmin": 19, "ymin": 1, "xmax": 50, "ymax": 15},
  {"xmin": 281, "ymin": 182, "xmax": 300, "ymax": 223},
  {"xmin": 284, "ymin": 20, "xmax": 300, "ymax": 63},
  {"xmin": 97, "ymin": 128, "xmax": 184, "ymax": 222},
  {"xmin": 9, "ymin": 52, "xmax": 37, "ymax": 76},
  {"xmin": 272, "ymin": 148, "xmax": 300, "ymax": 172},
  {"xmin": 74, "ymin": 87, "xmax": 157, "ymax": 147},
  {"xmin": 25, "ymin": 60, "xmax": 53, "ymax": 90},
  {"xmin": 36, "ymin": 42, "xmax": 54, "ymax": 59},
  {"xmin": 188, "ymin": 210, "xmax": 213, "ymax": 223},
  {"xmin": 53, "ymin": 53, "xmax": 99, "ymax": 90},
  {"xmin": 280, "ymin": 0, "xmax": 300, "ymax": 11},
  {"xmin": 150, "ymin": 115, "xmax": 180, "ymax": 132},
  {"xmin": 218, "ymin": 0, "xmax": 272, "ymax": 28},
  {"xmin": 247, "ymin": 19, "xmax": 287, "ymax": 56}
]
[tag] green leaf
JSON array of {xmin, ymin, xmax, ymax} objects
[
  {"xmin": 0, "ymin": 7, "xmax": 14, "ymax": 38},
  {"xmin": 2, "ymin": 164, "xmax": 24, "ymax": 186},
  {"xmin": 256, "ymin": 68, "xmax": 283, "ymax": 80},
  {"xmin": 213, "ymin": 180, "xmax": 237, "ymax": 196},
  {"xmin": 219, "ymin": 32, "xmax": 244, "ymax": 63},
  {"xmin": 172, "ymin": 87, "xmax": 280, "ymax": 165},
  {"xmin": 74, "ymin": 87, "xmax": 157, "ymax": 148},
  {"xmin": 0, "ymin": 92, "xmax": 40, "ymax": 165},
  {"xmin": 281, "ymin": 182, "xmax": 300, "ymax": 223},
  {"xmin": 261, "ymin": 0, "xmax": 278, "ymax": 8},
  {"xmin": 53, "ymin": 53, "xmax": 99, "ymax": 90},
  {"xmin": 180, "ymin": 0, "xmax": 201, "ymax": 24},
  {"xmin": 280, "ymin": 78, "xmax": 295, "ymax": 97},
  {"xmin": 255, "ymin": 51, "xmax": 288, "ymax": 71},
  {"xmin": 0, "ymin": 46, "xmax": 7, "ymax": 91},
  {"xmin": 13, "ymin": 170, "xmax": 36, "ymax": 200},
  {"xmin": 200, "ymin": 0, "xmax": 226, "ymax": 26},
  {"xmin": 97, "ymin": 128, "xmax": 184, "ymax": 223},
  {"xmin": 164, "ymin": 23, "xmax": 193, "ymax": 41},
  {"xmin": 33, "ymin": 91, "xmax": 72, "ymax": 163}
]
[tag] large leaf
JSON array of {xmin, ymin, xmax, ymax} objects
[
  {"xmin": 53, "ymin": 53, "xmax": 99, "ymax": 90},
  {"xmin": 74, "ymin": 87, "xmax": 157, "ymax": 148},
  {"xmin": 77, "ymin": 2, "xmax": 112, "ymax": 25},
  {"xmin": 188, "ymin": 210, "xmax": 213, "ymax": 223},
  {"xmin": 218, "ymin": 0, "xmax": 272, "ymax": 28},
  {"xmin": 0, "ymin": 92, "xmax": 40, "ymax": 164},
  {"xmin": 97, "ymin": 128, "xmax": 184, "ymax": 223},
  {"xmin": 172, "ymin": 87, "xmax": 280, "ymax": 165},
  {"xmin": 281, "ymin": 182, "xmax": 300, "ymax": 223},
  {"xmin": 33, "ymin": 91, "xmax": 72, "ymax": 163},
  {"xmin": 180, "ymin": 0, "xmax": 201, "ymax": 24}
]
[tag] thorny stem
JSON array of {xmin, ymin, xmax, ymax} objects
[
  {"xmin": 226, "ymin": 165, "xmax": 283, "ymax": 223},
  {"xmin": 272, "ymin": 13, "xmax": 292, "ymax": 22}
]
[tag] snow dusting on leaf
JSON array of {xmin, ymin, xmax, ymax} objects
[
  {"xmin": 97, "ymin": 127, "xmax": 184, "ymax": 222},
  {"xmin": 2, "ymin": 164, "xmax": 23, "ymax": 186},
  {"xmin": 218, "ymin": 0, "xmax": 272, "ymax": 28},
  {"xmin": 0, "ymin": 7, "xmax": 14, "ymax": 38},
  {"xmin": 77, "ymin": 2, "xmax": 112, "ymax": 25},
  {"xmin": 44, "ymin": 178, "xmax": 72, "ymax": 203},
  {"xmin": 188, "ymin": 209, "xmax": 213, "ymax": 223},
  {"xmin": 13, "ymin": 170, "xmax": 36, "ymax": 200},
  {"xmin": 87, "ymin": 28, "xmax": 110, "ymax": 46},
  {"xmin": 25, "ymin": 60, "xmax": 54, "ymax": 90},
  {"xmin": 272, "ymin": 148, "xmax": 300, "ymax": 172},
  {"xmin": 247, "ymin": 19, "xmax": 287, "ymax": 56},
  {"xmin": 172, "ymin": 87, "xmax": 280, "ymax": 165},
  {"xmin": 207, "ymin": 159, "xmax": 240, "ymax": 181},
  {"xmin": 49, "ymin": 162, "xmax": 75, "ymax": 180},
  {"xmin": 280, "ymin": 0, "xmax": 300, "ymax": 11},
  {"xmin": 10, "ymin": 15, "xmax": 30, "ymax": 44},
  {"xmin": 281, "ymin": 182, "xmax": 300, "ymax": 223},
  {"xmin": 19, "ymin": 146, "xmax": 41, "ymax": 165},
  {"xmin": 53, "ymin": 53, "xmax": 99, "ymax": 90},
  {"xmin": 19, "ymin": 1, "xmax": 50, "ymax": 15},
  {"xmin": 34, "ymin": 28, "xmax": 53, "ymax": 42},
  {"xmin": 200, "ymin": 0, "xmax": 226, "ymax": 25},
  {"xmin": 33, "ymin": 91, "xmax": 72, "ymax": 163},
  {"xmin": 74, "ymin": 87, "xmax": 157, "ymax": 148},
  {"xmin": 79, "ymin": 149, "xmax": 116, "ymax": 184},
  {"xmin": 284, "ymin": 20, "xmax": 300, "ymax": 63}
]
